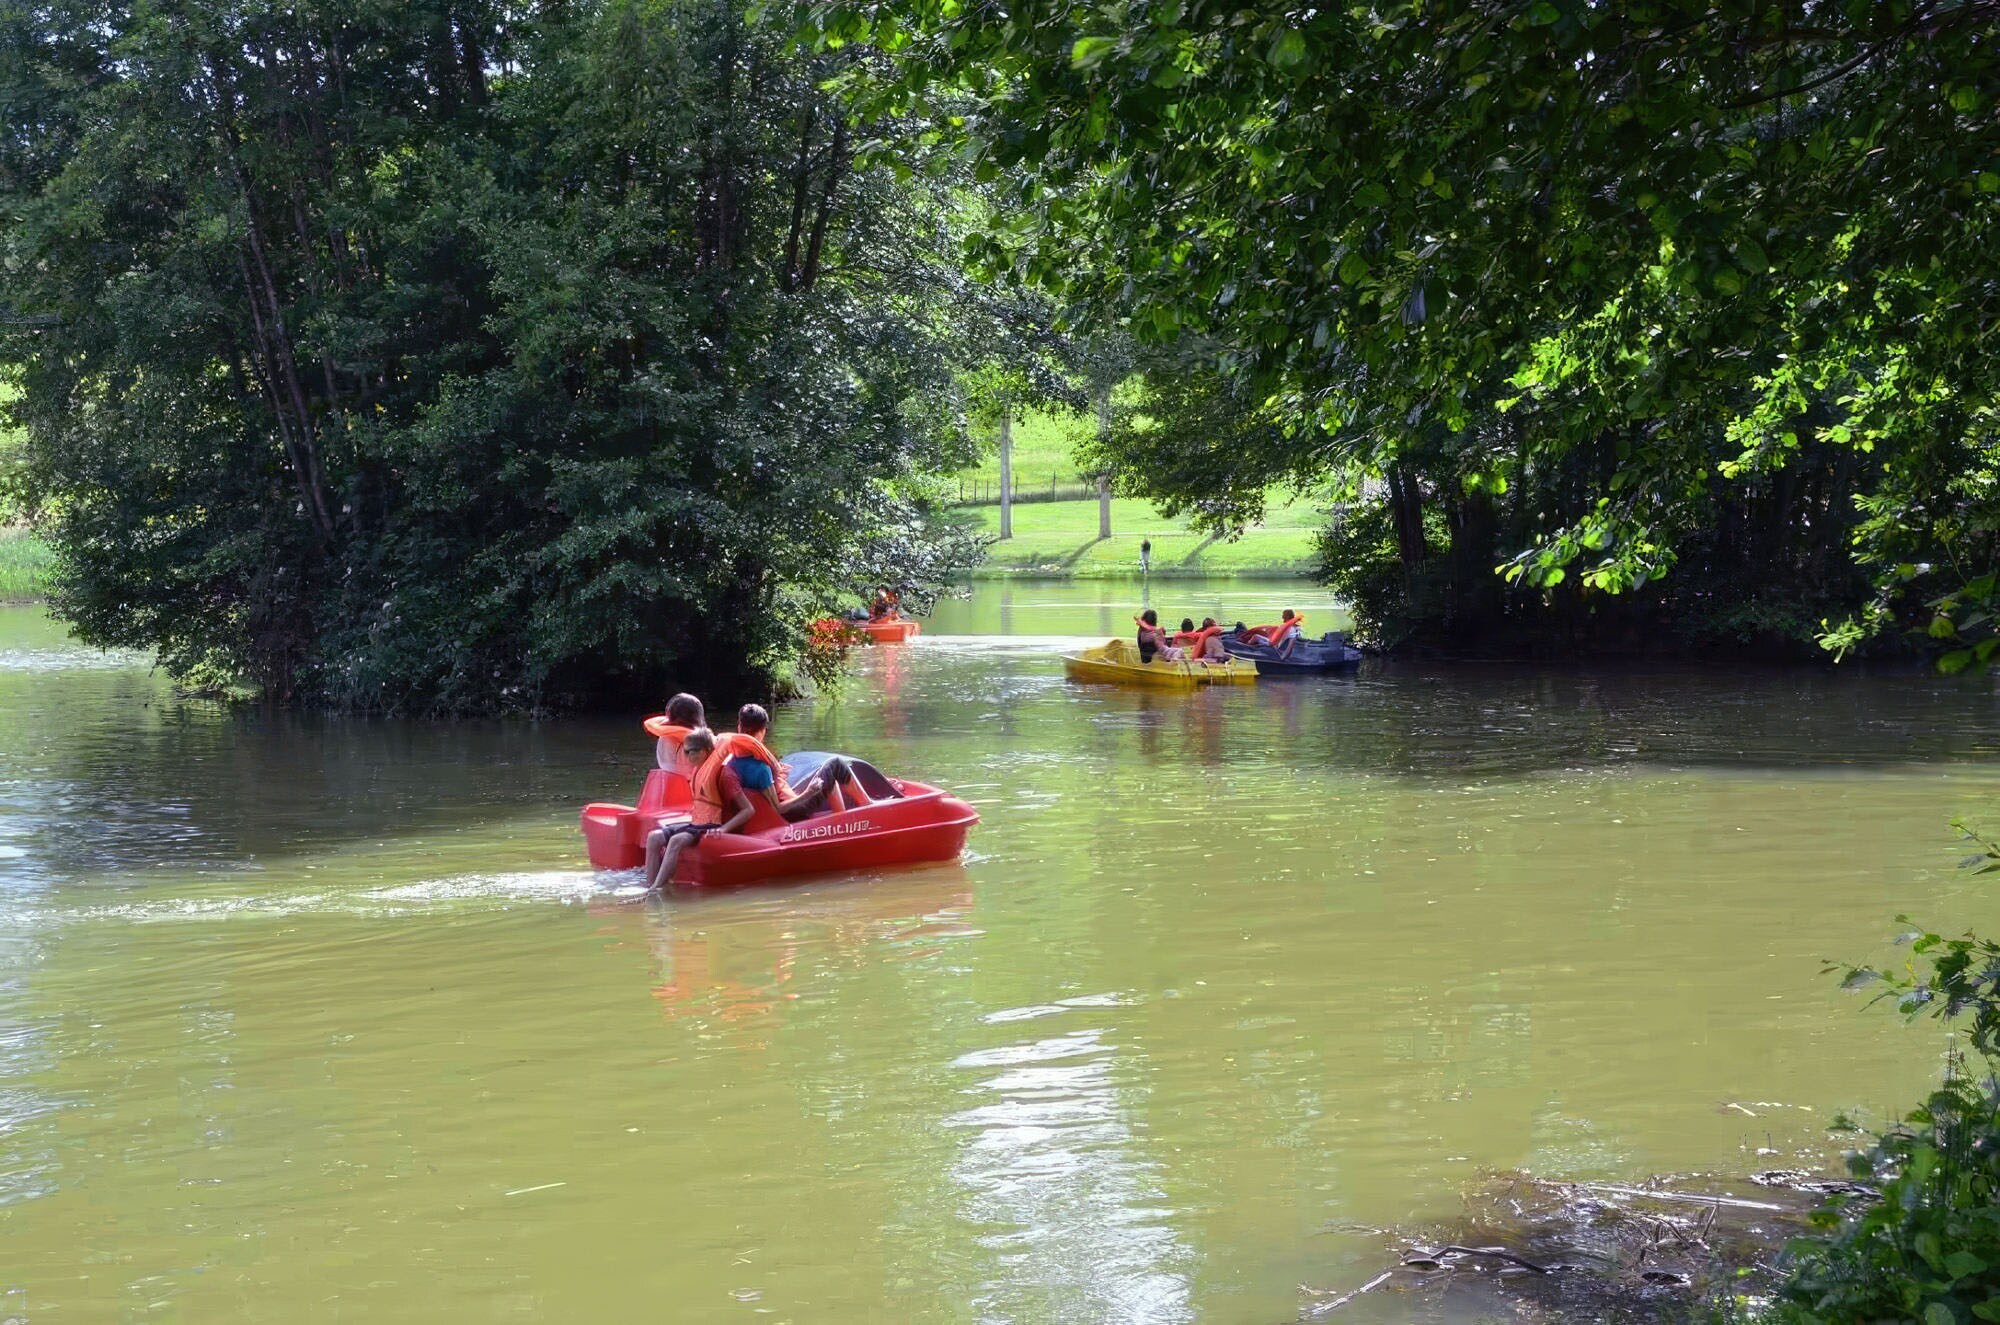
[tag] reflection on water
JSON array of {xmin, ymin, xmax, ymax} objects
[
  {"xmin": 949, "ymin": 1018, "xmax": 1193, "ymax": 1324},
  {"xmin": 0, "ymin": 599, "xmax": 1998, "ymax": 1320}
]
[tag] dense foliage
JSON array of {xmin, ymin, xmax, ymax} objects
[
  {"xmin": 812, "ymin": 0, "xmax": 2000, "ymax": 658},
  {"xmin": 0, "ymin": 0, "xmax": 1009, "ymax": 711},
  {"xmin": 1757, "ymin": 827, "xmax": 2000, "ymax": 1323}
]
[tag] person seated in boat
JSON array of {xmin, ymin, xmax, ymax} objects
[
  {"xmin": 1266, "ymin": 609, "xmax": 1306, "ymax": 657},
  {"xmin": 733, "ymin": 703, "xmax": 884, "ymax": 819},
  {"xmin": 1242, "ymin": 609, "xmax": 1306, "ymax": 658},
  {"xmin": 867, "ymin": 586, "xmax": 901, "ymax": 621},
  {"xmin": 1134, "ymin": 609, "xmax": 1185, "ymax": 664},
  {"xmin": 647, "ymin": 692, "xmax": 706, "ymax": 770},
  {"xmin": 647, "ymin": 729, "xmax": 755, "ymax": 890},
  {"xmin": 1172, "ymin": 616, "xmax": 1227, "ymax": 662}
]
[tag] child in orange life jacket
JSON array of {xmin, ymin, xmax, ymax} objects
[
  {"xmin": 1267, "ymin": 608, "xmax": 1306, "ymax": 658},
  {"xmin": 639, "ymin": 693, "xmax": 707, "ymax": 888},
  {"xmin": 646, "ymin": 691, "xmax": 705, "ymax": 770},
  {"xmin": 1171, "ymin": 616, "xmax": 1228, "ymax": 662},
  {"xmin": 1135, "ymin": 608, "xmax": 1184, "ymax": 663},
  {"xmin": 733, "ymin": 703, "xmax": 874, "ymax": 821},
  {"xmin": 648, "ymin": 729, "xmax": 754, "ymax": 890}
]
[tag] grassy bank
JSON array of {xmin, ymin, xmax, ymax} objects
[
  {"xmin": 958, "ymin": 496, "xmax": 1322, "ymax": 579},
  {"xmin": 953, "ymin": 410, "xmax": 1096, "ymax": 498},
  {"xmin": 0, "ymin": 528, "xmax": 51, "ymax": 602}
]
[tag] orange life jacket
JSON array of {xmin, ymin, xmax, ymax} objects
[
  {"xmin": 1173, "ymin": 626, "xmax": 1222, "ymax": 655},
  {"xmin": 689, "ymin": 750, "xmax": 737, "ymax": 826},
  {"xmin": 643, "ymin": 718, "xmax": 696, "ymax": 774},
  {"xmin": 1134, "ymin": 617, "xmax": 1170, "ymax": 652},
  {"xmin": 1256, "ymin": 614, "xmax": 1305, "ymax": 646}
]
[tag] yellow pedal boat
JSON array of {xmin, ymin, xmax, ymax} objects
[{"xmin": 1060, "ymin": 639, "xmax": 1259, "ymax": 688}]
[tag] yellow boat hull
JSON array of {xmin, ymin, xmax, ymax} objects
[{"xmin": 1060, "ymin": 639, "xmax": 1259, "ymax": 688}]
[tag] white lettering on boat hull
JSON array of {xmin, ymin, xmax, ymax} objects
[{"xmin": 779, "ymin": 819, "xmax": 875, "ymax": 845}]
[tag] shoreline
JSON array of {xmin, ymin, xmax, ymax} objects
[{"xmin": 967, "ymin": 564, "xmax": 1317, "ymax": 582}]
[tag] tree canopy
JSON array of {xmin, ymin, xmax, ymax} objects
[
  {"xmin": 811, "ymin": 0, "xmax": 2000, "ymax": 660},
  {"xmin": 0, "ymin": 0, "xmax": 1043, "ymax": 711}
]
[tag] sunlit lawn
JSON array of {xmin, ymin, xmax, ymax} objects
[{"xmin": 958, "ymin": 497, "xmax": 1321, "ymax": 578}]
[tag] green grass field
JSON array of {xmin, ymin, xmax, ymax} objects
[
  {"xmin": 956, "ymin": 409, "xmax": 1094, "ymax": 488},
  {"xmin": 0, "ymin": 528, "xmax": 51, "ymax": 602},
  {"xmin": 957, "ymin": 497, "xmax": 1322, "ymax": 579}
]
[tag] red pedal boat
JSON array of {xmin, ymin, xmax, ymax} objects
[
  {"xmin": 811, "ymin": 615, "xmax": 922, "ymax": 643},
  {"xmin": 579, "ymin": 753, "xmax": 977, "ymax": 887}
]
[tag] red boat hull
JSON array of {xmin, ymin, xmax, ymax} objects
[{"xmin": 579, "ymin": 770, "xmax": 976, "ymax": 887}]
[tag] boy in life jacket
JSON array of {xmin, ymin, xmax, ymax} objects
[
  {"xmin": 867, "ymin": 587, "xmax": 900, "ymax": 621},
  {"xmin": 733, "ymin": 703, "xmax": 879, "ymax": 820},
  {"xmin": 647, "ymin": 728, "xmax": 755, "ymax": 890}
]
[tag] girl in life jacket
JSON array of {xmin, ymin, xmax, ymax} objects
[
  {"xmin": 643, "ymin": 692, "xmax": 706, "ymax": 771},
  {"xmin": 1134, "ymin": 609, "xmax": 1185, "ymax": 664}
]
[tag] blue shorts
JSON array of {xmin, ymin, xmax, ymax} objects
[{"xmin": 728, "ymin": 755, "xmax": 775, "ymax": 792}]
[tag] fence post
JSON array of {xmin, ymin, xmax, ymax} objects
[{"xmin": 1095, "ymin": 382, "xmax": 1114, "ymax": 540}]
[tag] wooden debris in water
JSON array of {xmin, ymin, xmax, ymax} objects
[{"xmin": 1299, "ymin": 1170, "xmax": 1825, "ymax": 1321}]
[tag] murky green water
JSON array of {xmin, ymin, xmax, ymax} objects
[{"xmin": 3, "ymin": 589, "xmax": 1998, "ymax": 1321}]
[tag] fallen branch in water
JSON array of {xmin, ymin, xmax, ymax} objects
[
  {"xmin": 1301, "ymin": 1270, "xmax": 1394, "ymax": 1317},
  {"xmin": 1563, "ymin": 1182, "xmax": 1786, "ymax": 1212}
]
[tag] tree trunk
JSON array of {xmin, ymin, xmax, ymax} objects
[
  {"xmin": 1095, "ymin": 383, "xmax": 1112, "ymax": 539},
  {"xmin": 1387, "ymin": 462, "xmax": 1428, "ymax": 571},
  {"xmin": 998, "ymin": 412, "xmax": 1013, "ymax": 541}
]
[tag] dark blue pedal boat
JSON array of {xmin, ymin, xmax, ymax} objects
[{"xmin": 1220, "ymin": 630, "xmax": 1363, "ymax": 674}]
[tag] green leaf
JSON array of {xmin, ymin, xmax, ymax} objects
[
  {"xmin": 1070, "ymin": 36, "xmax": 1116, "ymax": 68},
  {"xmin": 1338, "ymin": 252, "xmax": 1369, "ymax": 284},
  {"xmin": 1269, "ymin": 29, "xmax": 1309, "ymax": 70},
  {"xmin": 1917, "ymin": 1231, "xmax": 1945, "ymax": 1272},
  {"xmin": 1946, "ymin": 1250, "xmax": 1986, "ymax": 1279},
  {"xmin": 1526, "ymin": 1, "xmax": 1559, "ymax": 25}
]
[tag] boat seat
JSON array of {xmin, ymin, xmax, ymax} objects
[{"xmin": 783, "ymin": 751, "xmax": 902, "ymax": 801}]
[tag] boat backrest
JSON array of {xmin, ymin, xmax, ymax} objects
[
  {"xmin": 744, "ymin": 798, "xmax": 789, "ymax": 834},
  {"xmin": 636, "ymin": 769, "xmax": 691, "ymax": 816}
]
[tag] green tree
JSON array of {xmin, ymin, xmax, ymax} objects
[
  {"xmin": 808, "ymin": 0, "xmax": 2000, "ymax": 657},
  {"xmin": 0, "ymin": 0, "xmax": 1004, "ymax": 711}
]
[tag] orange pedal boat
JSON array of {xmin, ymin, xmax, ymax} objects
[
  {"xmin": 579, "ymin": 754, "xmax": 976, "ymax": 887},
  {"xmin": 811, "ymin": 615, "xmax": 921, "ymax": 643}
]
